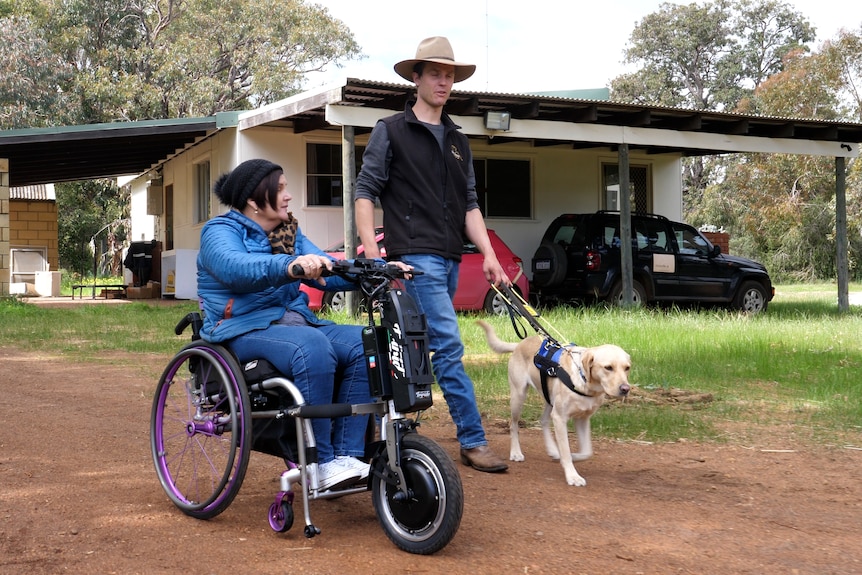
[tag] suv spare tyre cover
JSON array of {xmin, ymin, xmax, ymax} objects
[{"xmin": 532, "ymin": 242, "xmax": 567, "ymax": 288}]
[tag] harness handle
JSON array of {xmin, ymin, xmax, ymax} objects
[{"xmin": 492, "ymin": 283, "xmax": 569, "ymax": 344}]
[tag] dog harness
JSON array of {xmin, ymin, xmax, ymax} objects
[{"xmin": 533, "ymin": 338, "xmax": 591, "ymax": 405}]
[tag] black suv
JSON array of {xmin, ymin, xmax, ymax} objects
[{"xmin": 531, "ymin": 211, "xmax": 774, "ymax": 313}]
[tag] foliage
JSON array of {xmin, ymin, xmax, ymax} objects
[
  {"xmin": 56, "ymin": 180, "xmax": 130, "ymax": 277},
  {"xmin": 610, "ymin": 0, "xmax": 814, "ymax": 111},
  {"xmin": 0, "ymin": 14, "xmax": 78, "ymax": 128},
  {"xmin": 686, "ymin": 33, "xmax": 862, "ymax": 281},
  {"xmin": 37, "ymin": 0, "xmax": 362, "ymax": 122},
  {"xmin": 610, "ymin": 0, "xmax": 861, "ymax": 282},
  {"xmin": 821, "ymin": 27, "xmax": 862, "ymax": 122}
]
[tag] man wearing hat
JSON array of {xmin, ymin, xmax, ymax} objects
[{"xmin": 355, "ymin": 37, "xmax": 511, "ymax": 473}]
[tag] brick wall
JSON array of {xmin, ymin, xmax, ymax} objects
[
  {"xmin": 10, "ymin": 199, "xmax": 60, "ymax": 271},
  {"xmin": 702, "ymin": 231, "xmax": 729, "ymax": 255}
]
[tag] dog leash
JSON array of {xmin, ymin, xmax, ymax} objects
[{"xmin": 492, "ymin": 283, "xmax": 568, "ymax": 345}]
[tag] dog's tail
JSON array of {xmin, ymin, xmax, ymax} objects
[{"xmin": 476, "ymin": 320, "xmax": 518, "ymax": 354}]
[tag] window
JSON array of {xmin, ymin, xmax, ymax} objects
[
  {"xmin": 473, "ymin": 158, "xmax": 531, "ymax": 218},
  {"xmin": 194, "ymin": 161, "xmax": 211, "ymax": 224},
  {"xmin": 307, "ymin": 143, "xmax": 364, "ymax": 206},
  {"xmin": 602, "ymin": 163, "xmax": 651, "ymax": 213},
  {"xmin": 635, "ymin": 218, "xmax": 671, "ymax": 252},
  {"xmin": 165, "ymin": 184, "xmax": 174, "ymax": 251},
  {"xmin": 673, "ymin": 223, "xmax": 711, "ymax": 255}
]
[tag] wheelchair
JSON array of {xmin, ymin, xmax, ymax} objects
[{"xmin": 149, "ymin": 259, "xmax": 463, "ymax": 555}]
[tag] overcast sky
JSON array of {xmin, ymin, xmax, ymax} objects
[{"xmin": 308, "ymin": 0, "xmax": 862, "ymax": 94}]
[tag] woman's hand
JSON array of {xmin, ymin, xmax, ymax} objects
[{"xmin": 288, "ymin": 255, "xmax": 332, "ymax": 286}]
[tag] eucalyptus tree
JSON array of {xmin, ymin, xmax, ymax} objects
[
  {"xmin": 611, "ymin": 0, "xmax": 814, "ymax": 110},
  {"xmin": 0, "ymin": 13, "xmax": 77, "ymax": 128},
  {"xmin": 692, "ymin": 34, "xmax": 862, "ymax": 281},
  {"xmin": 40, "ymin": 0, "xmax": 361, "ymax": 122},
  {"xmin": 609, "ymin": 0, "xmax": 815, "ymax": 218}
]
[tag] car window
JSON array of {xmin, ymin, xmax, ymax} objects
[
  {"xmin": 673, "ymin": 224, "xmax": 711, "ymax": 255},
  {"xmin": 636, "ymin": 218, "xmax": 671, "ymax": 253},
  {"xmin": 602, "ymin": 224, "xmax": 621, "ymax": 248},
  {"xmin": 552, "ymin": 225, "xmax": 575, "ymax": 247}
]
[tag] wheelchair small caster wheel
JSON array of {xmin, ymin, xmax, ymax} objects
[
  {"xmin": 268, "ymin": 501, "xmax": 294, "ymax": 532},
  {"xmin": 304, "ymin": 524, "xmax": 321, "ymax": 538}
]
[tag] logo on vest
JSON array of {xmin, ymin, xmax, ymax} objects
[{"xmin": 450, "ymin": 145, "xmax": 463, "ymax": 161}]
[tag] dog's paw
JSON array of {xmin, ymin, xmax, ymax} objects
[
  {"xmin": 510, "ymin": 451, "xmax": 525, "ymax": 462},
  {"xmin": 571, "ymin": 452, "xmax": 592, "ymax": 462},
  {"xmin": 566, "ymin": 474, "xmax": 587, "ymax": 487},
  {"xmin": 546, "ymin": 449, "xmax": 561, "ymax": 460}
]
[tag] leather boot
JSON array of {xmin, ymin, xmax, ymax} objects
[{"xmin": 460, "ymin": 445, "xmax": 509, "ymax": 473}]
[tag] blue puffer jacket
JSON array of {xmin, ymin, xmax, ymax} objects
[{"xmin": 196, "ymin": 210, "xmax": 356, "ymax": 343}]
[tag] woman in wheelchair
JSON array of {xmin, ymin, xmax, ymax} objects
[{"xmin": 197, "ymin": 159, "xmax": 388, "ymax": 490}]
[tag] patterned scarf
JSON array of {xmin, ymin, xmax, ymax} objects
[{"xmin": 268, "ymin": 213, "xmax": 298, "ymax": 255}]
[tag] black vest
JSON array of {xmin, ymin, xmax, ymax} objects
[{"xmin": 379, "ymin": 103, "xmax": 472, "ymax": 261}]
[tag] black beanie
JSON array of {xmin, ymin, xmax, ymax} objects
[{"xmin": 213, "ymin": 159, "xmax": 282, "ymax": 209}]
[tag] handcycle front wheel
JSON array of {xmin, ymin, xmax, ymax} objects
[
  {"xmin": 150, "ymin": 342, "xmax": 252, "ymax": 519},
  {"xmin": 372, "ymin": 433, "xmax": 463, "ymax": 554}
]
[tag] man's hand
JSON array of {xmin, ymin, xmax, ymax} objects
[{"xmin": 483, "ymin": 253, "xmax": 511, "ymax": 287}]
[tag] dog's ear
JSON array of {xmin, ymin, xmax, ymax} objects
[{"xmin": 580, "ymin": 349, "xmax": 594, "ymax": 383}]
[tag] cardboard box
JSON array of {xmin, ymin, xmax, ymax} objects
[{"xmin": 127, "ymin": 286, "xmax": 152, "ymax": 299}]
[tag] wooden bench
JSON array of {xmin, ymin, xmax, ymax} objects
[{"xmin": 71, "ymin": 284, "xmax": 127, "ymax": 300}]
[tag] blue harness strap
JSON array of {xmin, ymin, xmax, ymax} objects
[{"xmin": 533, "ymin": 338, "xmax": 590, "ymax": 404}]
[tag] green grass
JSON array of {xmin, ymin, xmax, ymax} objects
[
  {"xmin": 0, "ymin": 297, "xmax": 200, "ymax": 358},
  {"xmin": 2, "ymin": 282, "xmax": 860, "ymax": 448},
  {"xmin": 461, "ymin": 282, "xmax": 862, "ymax": 447}
]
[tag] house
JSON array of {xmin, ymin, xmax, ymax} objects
[
  {"xmin": 2, "ymin": 79, "xmax": 860, "ymax": 303},
  {"xmin": 124, "ymin": 79, "xmax": 861, "ymax": 299}
]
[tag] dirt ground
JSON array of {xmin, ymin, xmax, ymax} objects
[{"xmin": 1, "ymin": 303, "xmax": 861, "ymax": 574}]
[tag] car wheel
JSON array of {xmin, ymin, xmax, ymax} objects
[
  {"xmin": 483, "ymin": 286, "xmax": 520, "ymax": 315},
  {"xmin": 324, "ymin": 291, "xmax": 372, "ymax": 314},
  {"xmin": 606, "ymin": 279, "xmax": 646, "ymax": 307},
  {"xmin": 733, "ymin": 281, "xmax": 768, "ymax": 313},
  {"xmin": 532, "ymin": 243, "xmax": 567, "ymax": 288},
  {"xmin": 323, "ymin": 291, "xmax": 347, "ymax": 313}
]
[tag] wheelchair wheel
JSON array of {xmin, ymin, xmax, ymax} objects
[
  {"xmin": 150, "ymin": 342, "xmax": 251, "ymax": 519},
  {"xmin": 371, "ymin": 433, "xmax": 463, "ymax": 554}
]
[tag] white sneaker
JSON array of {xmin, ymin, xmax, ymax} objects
[
  {"xmin": 317, "ymin": 459, "xmax": 361, "ymax": 490},
  {"xmin": 336, "ymin": 456, "xmax": 371, "ymax": 480}
]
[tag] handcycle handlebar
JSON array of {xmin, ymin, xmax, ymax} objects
[{"xmin": 291, "ymin": 258, "xmax": 421, "ymax": 282}]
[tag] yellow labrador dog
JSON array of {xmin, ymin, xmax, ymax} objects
[{"xmin": 477, "ymin": 320, "xmax": 631, "ymax": 486}]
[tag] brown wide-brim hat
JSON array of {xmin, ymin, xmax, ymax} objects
[{"xmin": 394, "ymin": 36, "xmax": 476, "ymax": 83}]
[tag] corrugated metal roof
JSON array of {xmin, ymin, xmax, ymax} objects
[
  {"xmin": 10, "ymin": 184, "xmax": 55, "ymax": 201},
  {"xmin": 0, "ymin": 116, "xmax": 224, "ymax": 187},
  {"xmin": 1, "ymin": 78, "xmax": 861, "ymax": 187}
]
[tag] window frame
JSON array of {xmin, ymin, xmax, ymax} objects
[
  {"xmin": 306, "ymin": 142, "xmax": 364, "ymax": 207},
  {"xmin": 600, "ymin": 162, "xmax": 652, "ymax": 213},
  {"xmin": 193, "ymin": 159, "xmax": 211, "ymax": 224},
  {"xmin": 472, "ymin": 156, "xmax": 532, "ymax": 219}
]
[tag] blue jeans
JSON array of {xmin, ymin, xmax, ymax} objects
[
  {"xmin": 400, "ymin": 254, "xmax": 488, "ymax": 450},
  {"xmin": 228, "ymin": 323, "xmax": 371, "ymax": 463}
]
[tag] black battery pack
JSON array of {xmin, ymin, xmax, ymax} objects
[
  {"xmin": 362, "ymin": 325, "xmax": 393, "ymax": 399},
  {"xmin": 382, "ymin": 289, "xmax": 434, "ymax": 412}
]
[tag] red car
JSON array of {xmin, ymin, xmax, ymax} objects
[{"xmin": 301, "ymin": 228, "xmax": 530, "ymax": 315}]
